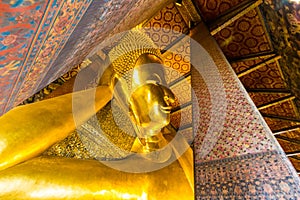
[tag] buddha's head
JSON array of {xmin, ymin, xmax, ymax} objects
[
  {"xmin": 109, "ymin": 30, "xmax": 175, "ymax": 156},
  {"xmin": 128, "ymin": 54, "xmax": 175, "ymax": 139}
]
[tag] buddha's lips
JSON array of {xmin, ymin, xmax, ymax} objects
[{"xmin": 160, "ymin": 106, "xmax": 172, "ymax": 113}]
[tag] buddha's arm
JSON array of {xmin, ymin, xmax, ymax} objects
[
  {"xmin": 0, "ymin": 86, "xmax": 112, "ymax": 171},
  {"xmin": 0, "ymin": 156, "xmax": 193, "ymax": 199}
]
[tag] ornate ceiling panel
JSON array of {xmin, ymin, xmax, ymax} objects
[
  {"xmin": 249, "ymin": 92, "xmax": 290, "ymax": 107},
  {"xmin": 289, "ymin": 157, "xmax": 300, "ymax": 172},
  {"xmin": 281, "ymin": 130, "xmax": 300, "ymax": 140},
  {"xmin": 264, "ymin": 117, "xmax": 300, "ymax": 131},
  {"xmin": 230, "ymin": 55, "xmax": 273, "ymax": 73},
  {"xmin": 144, "ymin": 3, "xmax": 189, "ymax": 50},
  {"xmin": 170, "ymin": 76, "xmax": 191, "ymax": 109},
  {"xmin": 239, "ymin": 60, "xmax": 286, "ymax": 89},
  {"xmin": 261, "ymin": 1, "xmax": 300, "ymax": 100},
  {"xmin": 163, "ymin": 41, "xmax": 190, "ymax": 83},
  {"xmin": 214, "ymin": 8, "xmax": 272, "ymax": 59},
  {"xmin": 260, "ymin": 100, "xmax": 298, "ymax": 118},
  {"xmin": 194, "ymin": 0, "xmax": 246, "ymax": 22},
  {"xmin": 277, "ymin": 139, "xmax": 300, "ymax": 153}
]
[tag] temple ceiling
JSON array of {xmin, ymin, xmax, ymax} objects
[{"xmin": 194, "ymin": 0, "xmax": 300, "ymax": 173}]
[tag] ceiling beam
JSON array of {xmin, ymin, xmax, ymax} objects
[
  {"xmin": 246, "ymin": 88, "xmax": 291, "ymax": 94},
  {"xmin": 237, "ymin": 55, "xmax": 281, "ymax": 78},
  {"xmin": 176, "ymin": 0, "xmax": 201, "ymax": 25},
  {"xmin": 230, "ymin": 52, "xmax": 276, "ymax": 63},
  {"xmin": 168, "ymin": 72, "xmax": 191, "ymax": 87},
  {"xmin": 276, "ymin": 135, "xmax": 300, "ymax": 145},
  {"xmin": 258, "ymin": 95, "xmax": 295, "ymax": 110},
  {"xmin": 286, "ymin": 150, "xmax": 300, "ymax": 157},
  {"xmin": 262, "ymin": 114, "xmax": 300, "ymax": 123},
  {"xmin": 175, "ymin": 0, "xmax": 182, "ymax": 6},
  {"xmin": 290, "ymin": 156, "xmax": 300, "ymax": 161},
  {"xmin": 210, "ymin": 0, "xmax": 263, "ymax": 36},
  {"xmin": 171, "ymin": 101, "xmax": 192, "ymax": 113},
  {"xmin": 162, "ymin": 34, "xmax": 189, "ymax": 53},
  {"xmin": 273, "ymin": 125, "xmax": 300, "ymax": 135}
]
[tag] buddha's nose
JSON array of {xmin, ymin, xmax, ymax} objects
[{"xmin": 162, "ymin": 86, "xmax": 176, "ymax": 105}]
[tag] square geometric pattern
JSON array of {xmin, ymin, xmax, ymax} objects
[{"xmin": 195, "ymin": 151, "xmax": 300, "ymax": 199}]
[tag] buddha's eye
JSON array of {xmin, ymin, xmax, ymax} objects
[
  {"xmin": 164, "ymin": 95, "xmax": 169, "ymax": 101},
  {"xmin": 146, "ymin": 80, "xmax": 159, "ymax": 85},
  {"xmin": 147, "ymin": 73, "xmax": 162, "ymax": 85}
]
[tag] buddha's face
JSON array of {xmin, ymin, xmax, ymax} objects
[
  {"xmin": 129, "ymin": 82, "xmax": 175, "ymax": 138},
  {"xmin": 112, "ymin": 53, "xmax": 175, "ymax": 141},
  {"xmin": 124, "ymin": 54, "xmax": 175, "ymax": 139}
]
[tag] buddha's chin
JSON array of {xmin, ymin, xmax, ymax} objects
[{"xmin": 130, "ymin": 133, "xmax": 172, "ymax": 163}]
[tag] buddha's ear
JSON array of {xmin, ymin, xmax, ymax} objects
[
  {"xmin": 128, "ymin": 103, "xmax": 138, "ymax": 125},
  {"xmin": 128, "ymin": 99, "xmax": 140, "ymax": 125},
  {"xmin": 99, "ymin": 64, "xmax": 116, "ymax": 88}
]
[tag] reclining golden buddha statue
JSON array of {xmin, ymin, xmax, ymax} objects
[
  {"xmin": 0, "ymin": 30, "xmax": 193, "ymax": 199},
  {"xmin": 77, "ymin": 30, "xmax": 176, "ymax": 163}
]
